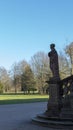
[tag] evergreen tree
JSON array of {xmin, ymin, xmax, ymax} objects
[{"xmin": 21, "ymin": 65, "xmax": 36, "ymax": 94}]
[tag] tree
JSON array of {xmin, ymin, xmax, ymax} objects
[
  {"xmin": 10, "ymin": 60, "xmax": 28, "ymax": 93},
  {"xmin": 11, "ymin": 63, "xmax": 20, "ymax": 93},
  {"xmin": 59, "ymin": 52, "xmax": 70, "ymax": 79},
  {"xmin": 30, "ymin": 51, "xmax": 50, "ymax": 94},
  {"xmin": 64, "ymin": 42, "xmax": 73, "ymax": 75},
  {"xmin": 21, "ymin": 65, "xmax": 36, "ymax": 94},
  {"xmin": 0, "ymin": 82, "xmax": 3, "ymax": 94},
  {"xmin": 0, "ymin": 67, "xmax": 11, "ymax": 92}
]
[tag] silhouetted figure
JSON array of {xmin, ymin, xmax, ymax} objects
[{"xmin": 48, "ymin": 43, "xmax": 60, "ymax": 81}]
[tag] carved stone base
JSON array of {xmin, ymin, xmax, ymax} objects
[{"xmin": 46, "ymin": 83, "xmax": 62, "ymax": 117}]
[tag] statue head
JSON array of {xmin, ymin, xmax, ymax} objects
[{"xmin": 50, "ymin": 43, "xmax": 55, "ymax": 50}]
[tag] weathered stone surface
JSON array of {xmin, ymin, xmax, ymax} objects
[{"xmin": 46, "ymin": 83, "xmax": 61, "ymax": 117}]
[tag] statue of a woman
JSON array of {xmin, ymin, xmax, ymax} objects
[{"xmin": 48, "ymin": 44, "xmax": 60, "ymax": 81}]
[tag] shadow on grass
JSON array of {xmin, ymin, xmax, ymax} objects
[
  {"xmin": 0, "ymin": 98, "xmax": 48, "ymax": 105},
  {"xmin": 0, "ymin": 93, "xmax": 40, "ymax": 95}
]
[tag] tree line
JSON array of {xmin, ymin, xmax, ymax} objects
[{"xmin": 0, "ymin": 42, "xmax": 73, "ymax": 94}]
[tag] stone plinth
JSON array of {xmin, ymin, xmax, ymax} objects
[{"xmin": 45, "ymin": 83, "xmax": 62, "ymax": 117}]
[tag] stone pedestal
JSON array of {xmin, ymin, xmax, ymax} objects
[
  {"xmin": 45, "ymin": 83, "xmax": 61, "ymax": 117},
  {"xmin": 32, "ymin": 75, "xmax": 73, "ymax": 128}
]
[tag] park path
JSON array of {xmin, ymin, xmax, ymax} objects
[
  {"xmin": 0, "ymin": 102, "xmax": 70, "ymax": 130},
  {"xmin": 0, "ymin": 102, "xmax": 50, "ymax": 130}
]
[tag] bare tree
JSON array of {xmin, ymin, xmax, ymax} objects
[
  {"xmin": 10, "ymin": 60, "xmax": 28, "ymax": 93},
  {"xmin": 59, "ymin": 52, "xmax": 70, "ymax": 79},
  {"xmin": 30, "ymin": 51, "xmax": 51, "ymax": 94},
  {"xmin": 64, "ymin": 42, "xmax": 73, "ymax": 75},
  {"xmin": 0, "ymin": 67, "xmax": 12, "ymax": 92}
]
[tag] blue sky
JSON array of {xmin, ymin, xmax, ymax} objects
[{"xmin": 0, "ymin": 0, "xmax": 73, "ymax": 70}]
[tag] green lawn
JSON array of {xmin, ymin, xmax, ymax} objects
[{"xmin": 0, "ymin": 94, "xmax": 49, "ymax": 105}]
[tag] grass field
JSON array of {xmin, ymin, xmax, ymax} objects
[{"xmin": 0, "ymin": 94, "xmax": 49, "ymax": 105}]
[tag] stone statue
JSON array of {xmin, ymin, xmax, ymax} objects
[
  {"xmin": 48, "ymin": 43, "xmax": 60, "ymax": 81},
  {"xmin": 32, "ymin": 44, "xmax": 73, "ymax": 126}
]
